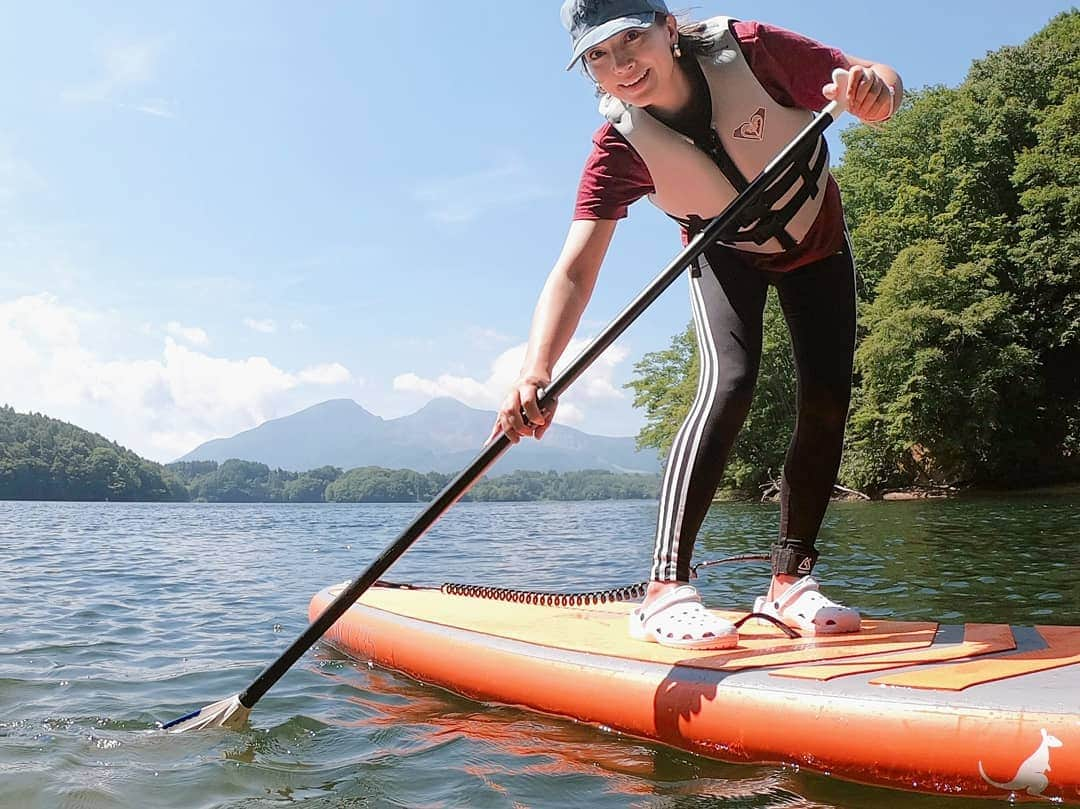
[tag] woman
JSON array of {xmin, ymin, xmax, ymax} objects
[{"xmin": 494, "ymin": 0, "xmax": 902, "ymax": 649}]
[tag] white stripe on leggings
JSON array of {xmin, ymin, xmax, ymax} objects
[
  {"xmin": 651, "ymin": 281, "xmax": 708, "ymax": 576},
  {"xmin": 652, "ymin": 260, "xmax": 723, "ymax": 580},
  {"xmin": 652, "ymin": 279, "xmax": 710, "ymax": 579}
]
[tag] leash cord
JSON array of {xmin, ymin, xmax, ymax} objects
[{"xmin": 438, "ymin": 553, "xmax": 772, "ymax": 607}]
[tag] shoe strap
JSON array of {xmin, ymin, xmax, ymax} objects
[
  {"xmin": 641, "ymin": 585, "xmax": 702, "ymax": 621},
  {"xmin": 770, "ymin": 575, "xmax": 821, "ymax": 611}
]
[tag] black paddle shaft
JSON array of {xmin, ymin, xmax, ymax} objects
[{"xmin": 238, "ymin": 105, "xmax": 840, "ymax": 709}]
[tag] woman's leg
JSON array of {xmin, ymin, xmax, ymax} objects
[
  {"xmin": 650, "ymin": 252, "xmax": 768, "ymax": 584},
  {"xmin": 771, "ymin": 242, "xmax": 857, "ymax": 579}
]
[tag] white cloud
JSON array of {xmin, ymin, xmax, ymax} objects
[
  {"xmin": 298, "ymin": 363, "xmax": 353, "ymax": 385},
  {"xmin": 63, "ymin": 37, "xmax": 176, "ymax": 119},
  {"xmin": 393, "ymin": 335, "xmax": 438, "ymax": 352},
  {"xmin": 392, "ymin": 337, "xmax": 627, "ymax": 426},
  {"xmin": 414, "ymin": 151, "xmax": 553, "ymax": 224},
  {"xmin": 394, "ymin": 371, "xmax": 489, "ymax": 403},
  {"xmin": 467, "ymin": 325, "xmax": 515, "ymax": 349},
  {"xmin": 0, "ymin": 293, "xmax": 354, "ymax": 461},
  {"xmin": 290, "ymin": 319, "xmax": 308, "ymax": 332},
  {"xmin": 165, "ymin": 320, "xmax": 209, "ymax": 346},
  {"xmin": 128, "ymin": 99, "xmax": 177, "ymax": 119},
  {"xmin": 103, "ymin": 40, "xmax": 159, "ymax": 85},
  {"xmin": 243, "ymin": 317, "xmax": 277, "ymax": 334},
  {"xmin": 583, "ymin": 373, "xmax": 626, "ymax": 400},
  {"xmin": 555, "ymin": 401, "xmax": 585, "ymax": 425},
  {"xmin": 67, "ymin": 40, "xmax": 159, "ymax": 101},
  {"xmin": 0, "ymin": 145, "xmax": 45, "ymax": 208}
]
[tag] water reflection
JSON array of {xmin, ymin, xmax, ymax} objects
[{"xmin": 305, "ymin": 648, "xmax": 820, "ymax": 808}]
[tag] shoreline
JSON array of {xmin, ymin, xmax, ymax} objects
[
  {"xmin": 719, "ymin": 480, "xmax": 1080, "ymax": 504},
  {"xmin": 3, "ymin": 482, "xmax": 1079, "ymax": 506}
]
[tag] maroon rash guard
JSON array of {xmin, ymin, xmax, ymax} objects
[{"xmin": 572, "ymin": 20, "xmax": 849, "ymax": 272}]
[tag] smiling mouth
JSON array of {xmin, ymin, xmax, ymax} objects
[{"xmin": 619, "ymin": 69, "xmax": 649, "ymax": 90}]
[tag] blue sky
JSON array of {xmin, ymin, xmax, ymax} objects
[{"xmin": 0, "ymin": 1, "xmax": 1069, "ymax": 462}]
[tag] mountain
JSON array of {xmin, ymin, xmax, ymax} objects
[
  {"xmin": 178, "ymin": 399, "xmax": 385, "ymax": 473},
  {"xmin": 176, "ymin": 397, "xmax": 660, "ymax": 474}
]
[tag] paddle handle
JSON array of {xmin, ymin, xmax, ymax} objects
[{"xmin": 237, "ymin": 99, "xmax": 846, "ymax": 710}]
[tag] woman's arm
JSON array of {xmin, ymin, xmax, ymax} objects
[{"xmin": 494, "ymin": 217, "xmax": 617, "ymax": 443}]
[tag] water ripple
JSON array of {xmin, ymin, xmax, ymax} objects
[{"xmin": 0, "ymin": 497, "xmax": 1077, "ymax": 807}]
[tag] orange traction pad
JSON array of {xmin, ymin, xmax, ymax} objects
[
  {"xmin": 346, "ymin": 586, "xmax": 938, "ymax": 673},
  {"xmin": 770, "ymin": 623, "xmax": 1016, "ymax": 681},
  {"xmin": 870, "ymin": 625, "xmax": 1080, "ymax": 690}
]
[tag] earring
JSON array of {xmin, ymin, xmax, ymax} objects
[{"xmin": 672, "ymin": 41, "xmax": 682, "ymax": 58}]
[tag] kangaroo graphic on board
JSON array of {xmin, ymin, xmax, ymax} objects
[{"xmin": 978, "ymin": 728, "xmax": 1063, "ymax": 796}]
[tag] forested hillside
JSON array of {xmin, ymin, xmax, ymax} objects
[
  {"xmin": 0, "ymin": 406, "xmax": 187, "ymax": 501},
  {"xmin": 0, "ymin": 407, "xmax": 659, "ymax": 503},
  {"xmin": 169, "ymin": 460, "xmax": 659, "ymax": 503}
]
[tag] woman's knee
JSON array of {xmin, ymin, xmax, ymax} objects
[
  {"xmin": 715, "ymin": 361, "xmax": 759, "ymax": 406},
  {"xmin": 796, "ymin": 383, "xmax": 851, "ymax": 433}
]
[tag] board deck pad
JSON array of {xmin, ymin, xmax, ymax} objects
[
  {"xmin": 339, "ymin": 586, "xmax": 941, "ymax": 675},
  {"xmin": 330, "ymin": 585, "xmax": 1080, "ymax": 691},
  {"xmin": 870, "ymin": 625, "xmax": 1080, "ymax": 690},
  {"xmin": 773, "ymin": 623, "xmax": 1017, "ymax": 681}
]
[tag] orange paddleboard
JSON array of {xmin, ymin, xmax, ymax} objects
[{"xmin": 310, "ymin": 582, "xmax": 1080, "ymax": 804}]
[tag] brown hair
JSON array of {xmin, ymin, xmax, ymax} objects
[{"xmin": 675, "ymin": 17, "xmax": 721, "ymax": 59}]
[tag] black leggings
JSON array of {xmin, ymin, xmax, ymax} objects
[{"xmin": 650, "ymin": 241, "xmax": 857, "ymax": 583}]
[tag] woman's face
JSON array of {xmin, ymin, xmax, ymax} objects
[{"xmin": 584, "ymin": 16, "xmax": 679, "ymax": 105}]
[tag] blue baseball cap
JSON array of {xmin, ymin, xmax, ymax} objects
[{"xmin": 560, "ymin": 0, "xmax": 670, "ymax": 71}]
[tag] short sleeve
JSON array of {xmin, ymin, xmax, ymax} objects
[
  {"xmin": 732, "ymin": 20, "xmax": 848, "ymax": 111},
  {"xmin": 573, "ymin": 123, "xmax": 655, "ymax": 220}
]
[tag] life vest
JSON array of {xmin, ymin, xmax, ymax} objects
[{"xmin": 599, "ymin": 16, "xmax": 830, "ymax": 253}]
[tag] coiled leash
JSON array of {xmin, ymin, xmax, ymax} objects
[{"xmin": 438, "ymin": 552, "xmax": 800, "ymax": 638}]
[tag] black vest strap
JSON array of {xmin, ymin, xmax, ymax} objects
[
  {"xmin": 674, "ymin": 130, "xmax": 829, "ymax": 251},
  {"xmin": 696, "ymin": 128, "xmax": 749, "ymax": 192}
]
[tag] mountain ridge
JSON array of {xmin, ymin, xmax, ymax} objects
[{"xmin": 176, "ymin": 397, "xmax": 660, "ymax": 474}]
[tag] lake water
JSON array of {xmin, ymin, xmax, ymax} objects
[{"xmin": 2, "ymin": 495, "xmax": 1078, "ymax": 808}]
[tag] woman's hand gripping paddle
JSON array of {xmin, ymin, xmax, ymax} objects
[{"xmin": 160, "ymin": 75, "xmax": 852, "ymax": 734}]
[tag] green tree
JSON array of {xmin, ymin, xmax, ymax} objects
[
  {"xmin": 838, "ymin": 10, "xmax": 1080, "ymax": 489},
  {"xmin": 324, "ymin": 466, "xmax": 658, "ymax": 503},
  {"xmin": 325, "ymin": 467, "xmax": 425, "ymax": 502},
  {"xmin": 850, "ymin": 241, "xmax": 1037, "ymax": 487},
  {"xmin": 282, "ymin": 466, "xmax": 343, "ymax": 502}
]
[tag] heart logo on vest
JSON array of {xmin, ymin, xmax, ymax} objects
[{"xmin": 733, "ymin": 107, "xmax": 766, "ymax": 141}]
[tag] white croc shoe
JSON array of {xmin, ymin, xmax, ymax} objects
[
  {"xmin": 629, "ymin": 585, "xmax": 738, "ymax": 650},
  {"xmin": 753, "ymin": 576, "xmax": 861, "ymax": 635}
]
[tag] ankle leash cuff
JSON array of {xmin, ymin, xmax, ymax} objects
[{"xmin": 770, "ymin": 544, "xmax": 819, "ymax": 577}]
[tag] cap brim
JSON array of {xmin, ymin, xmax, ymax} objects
[{"xmin": 564, "ymin": 15, "xmax": 656, "ymax": 71}]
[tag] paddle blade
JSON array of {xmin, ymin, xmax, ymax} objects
[{"xmin": 160, "ymin": 694, "xmax": 250, "ymax": 733}]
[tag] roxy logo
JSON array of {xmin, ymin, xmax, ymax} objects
[
  {"xmin": 733, "ymin": 107, "xmax": 766, "ymax": 140},
  {"xmin": 978, "ymin": 728, "xmax": 1063, "ymax": 797}
]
